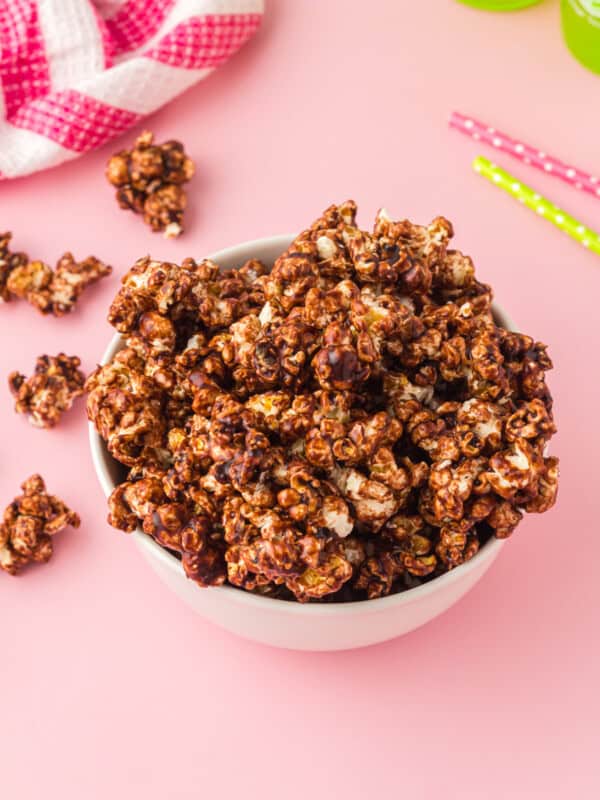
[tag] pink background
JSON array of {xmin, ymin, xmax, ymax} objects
[{"xmin": 2, "ymin": 1, "xmax": 599, "ymax": 797}]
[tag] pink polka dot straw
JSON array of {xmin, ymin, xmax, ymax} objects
[{"xmin": 450, "ymin": 111, "xmax": 600, "ymax": 200}]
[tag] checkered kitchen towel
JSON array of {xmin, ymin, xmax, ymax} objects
[{"xmin": 0, "ymin": 0, "xmax": 263, "ymax": 179}]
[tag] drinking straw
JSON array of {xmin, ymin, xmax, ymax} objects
[
  {"xmin": 473, "ymin": 156, "xmax": 600, "ymax": 256},
  {"xmin": 451, "ymin": 111, "xmax": 600, "ymax": 201}
]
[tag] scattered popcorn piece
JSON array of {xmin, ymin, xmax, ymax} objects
[
  {"xmin": 0, "ymin": 475, "xmax": 80, "ymax": 575},
  {"xmin": 7, "ymin": 253, "xmax": 112, "ymax": 316},
  {"xmin": 9, "ymin": 354, "xmax": 85, "ymax": 428},
  {"xmin": 106, "ymin": 131, "xmax": 195, "ymax": 238},
  {"xmin": 0, "ymin": 232, "xmax": 28, "ymax": 302}
]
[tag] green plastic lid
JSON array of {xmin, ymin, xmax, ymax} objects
[
  {"xmin": 561, "ymin": 0, "xmax": 600, "ymax": 74},
  {"xmin": 456, "ymin": 0, "xmax": 541, "ymax": 9}
]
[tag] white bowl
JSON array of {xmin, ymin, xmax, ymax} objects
[{"xmin": 89, "ymin": 234, "xmax": 515, "ymax": 651}]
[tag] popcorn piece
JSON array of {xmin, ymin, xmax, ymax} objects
[
  {"xmin": 522, "ymin": 456, "xmax": 559, "ymax": 514},
  {"xmin": 313, "ymin": 496, "xmax": 354, "ymax": 538},
  {"xmin": 7, "ymin": 253, "xmax": 111, "ymax": 316},
  {"xmin": 107, "ymin": 475, "xmax": 166, "ymax": 532},
  {"xmin": 436, "ymin": 523, "xmax": 479, "ymax": 569},
  {"xmin": 108, "ymin": 256, "xmax": 264, "ymax": 340},
  {"xmin": 354, "ymin": 543, "xmax": 435, "ymax": 600},
  {"xmin": 85, "ymin": 347, "xmax": 167, "ymax": 467},
  {"xmin": 333, "ymin": 466, "xmax": 399, "ymax": 530},
  {"xmin": 0, "ymin": 475, "xmax": 80, "ymax": 575},
  {"xmin": 505, "ymin": 398, "xmax": 555, "ymax": 443},
  {"xmin": 429, "ymin": 459, "xmax": 478, "ymax": 522},
  {"xmin": 286, "ymin": 548, "xmax": 353, "ymax": 601},
  {"xmin": 91, "ymin": 200, "xmax": 559, "ymax": 602},
  {"xmin": 487, "ymin": 501, "xmax": 522, "ymax": 539},
  {"xmin": 106, "ymin": 131, "xmax": 195, "ymax": 237},
  {"xmin": 0, "ymin": 232, "xmax": 28, "ymax": 302},
  {"xmin": 9, "ymin": 353, "xmax": 85, "ymax": 428},
  {"xmin": 487, "ymin": 439, "xmax": 539, "ymax": 499},
  {"xmin": 456, "ymin": 398, "xmax": 505, "ymax": 456},
  {"xmin": 6, "ymin": 260, "xmax": 52, "ymax": 305}
]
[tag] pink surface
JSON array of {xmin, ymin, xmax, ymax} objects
[{"xmin": 1, "ymin": 1, "xmax": 598, "ymax": 797}]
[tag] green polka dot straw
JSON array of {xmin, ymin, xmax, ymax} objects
[{"xmin": 473, "ymin": 156, "xmax": 600, "ymax": 256}]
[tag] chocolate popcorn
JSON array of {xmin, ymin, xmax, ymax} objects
[
  {"xmin": 7, "ymin": 253, "xmax": 112, "ymax": 315},
  {"xmin": 0, "ymin": 475, "xmax": 80, "ymax": 575},
  {"xmin": 9, "ymin": 353, "xmax": 86, "ymax": 428},
  {"xmin": 0, "ymin": 232, "xmax": 28, "ymax": 302},
  {"xmin": 87, "ymin": 201, "xmax": 559, "ymax": 602},
  {"xmin": 106, "ymin": 131, "xmax": 195, "ymax": 238}
]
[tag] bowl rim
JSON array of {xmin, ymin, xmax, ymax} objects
[{"xmin": 88, "ymin": 232, "xmax": 513, "ymax": 616}]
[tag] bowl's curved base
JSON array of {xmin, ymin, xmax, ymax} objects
[{"xmin": 135, "ymin": 534, "xmax": 502, "ymax": 651}]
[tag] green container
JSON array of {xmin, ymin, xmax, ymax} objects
[
  {"xmin": 561, "ymin": 0, "xmax": 600, "ymax": 73},
  {"xmin": 456, "ymin": 0, "xmax": 541, "ymax": 9}
]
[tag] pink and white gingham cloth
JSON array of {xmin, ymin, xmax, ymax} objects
[{"xmin": 0, "ymin": 0, "xmax": 264, "ymax": 179}]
